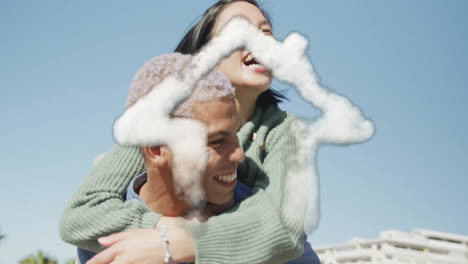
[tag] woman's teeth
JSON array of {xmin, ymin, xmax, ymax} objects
[
  {"xmin": 214, "ymin": 172, "xmax": 237, "ymax": 183},
  {"xmin": 244, "ymin": 54, "xmax": 259, "ymax": 66},
  {"xmin": 244, "ymin": 54, "xmax": 254, "ymax": 64},
  {"xmin": 247, "ymin": 64, "xmax": 263, "ymax": 69}
]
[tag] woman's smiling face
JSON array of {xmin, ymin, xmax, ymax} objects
[{"xmin": 211, "ymin": 1, "xmax": 274, "ymax": 98}]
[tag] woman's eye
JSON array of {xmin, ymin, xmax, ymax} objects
[{"xmin": 262, "ymin": 28, "xmax": 273, "ymax": 35}]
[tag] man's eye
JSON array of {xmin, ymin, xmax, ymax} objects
[{"xmin": 209, "ymin": 139, "xmax": 224, "ymax": 147}]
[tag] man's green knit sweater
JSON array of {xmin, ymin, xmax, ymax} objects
[{"xmin": 60, "ymin": 104, "xmax": 310, "ymax": 264}]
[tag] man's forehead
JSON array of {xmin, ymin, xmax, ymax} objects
[
  {"xmin": 207, "ymin": 114, "xmax": 241, "ymax": 135},
  {"xmin": 189, "ymin": 97, "xmax": 239, "ymax": 128}
]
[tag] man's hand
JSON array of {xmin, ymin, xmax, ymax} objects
[{"xmin": 87, "ymin": 226, "xmax": 195, "ymax": 264}]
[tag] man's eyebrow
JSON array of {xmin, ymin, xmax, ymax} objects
[{"xmin": 208, "ymin": 131, "xmax": 230, "ymax": 137}]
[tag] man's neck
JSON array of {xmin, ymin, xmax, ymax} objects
[
  {"xmin": 205, "ymin": 200, "xmax": 235, "ymax": 215},
  {"xmin": 182, "ymin": 200, "xmax": 235, "ymax": 222},
  {"xmin": 139, "ymin": 172, "xmax": 190, "ymax": 217}
]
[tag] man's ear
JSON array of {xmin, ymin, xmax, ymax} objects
[
  {"xmin": 142, "ymin": 146, "xmax": 171, "ymax": 172},
  {"xmin": 142, "ymin": 146, "xmax": 162, "ymax": 163}
]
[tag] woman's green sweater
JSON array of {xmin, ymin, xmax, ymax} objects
[{"xmin": 60, "ymin": 104, "xmax": 310, "ymax": 264}]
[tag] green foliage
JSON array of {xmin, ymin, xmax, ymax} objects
[
  {"xmin": 19, "ymin": 250, "xmax": 58, "ymax": 264},
  {"xmin": 64, "ymin": 258, "xmax": 76, "ymax": 264}
]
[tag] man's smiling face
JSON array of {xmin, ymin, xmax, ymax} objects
[{"xmin": 191, "ymin": 96, "xmax": 244, "ymax": 205}]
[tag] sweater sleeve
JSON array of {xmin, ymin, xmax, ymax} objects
[
  {"xmin": 59, "ymin": 145, "xmax": 161, "ymax": 252},
  {"xmin": 191, "ymin": 115, "xmax": 309, "ymax": 264}
]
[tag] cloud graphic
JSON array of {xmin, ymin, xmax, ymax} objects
[{"xmin": 113, "ymin": 16, "xmax": 375, "ymax": 234}]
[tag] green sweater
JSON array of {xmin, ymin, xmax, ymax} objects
[{"xmin": 60, "ymin": 103, "xmax": 309, "ymax": 263}]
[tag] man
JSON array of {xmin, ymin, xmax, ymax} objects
[{"xmin": 77, "ymin": 52, "xmax": 244, "ymax": 263}]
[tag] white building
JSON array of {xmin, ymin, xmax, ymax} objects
[{"xmin": 315, "ymin": 229, "xmax": 468, "ymax": 264}]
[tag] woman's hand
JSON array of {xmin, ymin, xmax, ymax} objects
[
  {"xmin": 87, "ymin": 225, "xmax": 195, "ymax": 264},
  {"xmin": 86, "ymin": 229, "xmax": 166, "ymax": 264}
]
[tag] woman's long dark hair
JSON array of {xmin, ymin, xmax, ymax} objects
[{"xmin": 174, "ymin": 0, "xmax": 287, "ymax": 107}]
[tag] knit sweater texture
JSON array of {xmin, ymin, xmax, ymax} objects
[{"xmin": 60, "ymin": 103, "xmax": 309, "ymax": 264}]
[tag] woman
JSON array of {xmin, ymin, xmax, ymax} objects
[{"xmin": 60, "ymin": 1, "xmax": 316, "ymax": 263}]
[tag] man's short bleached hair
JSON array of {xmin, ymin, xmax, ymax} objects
[{"xmin": 126, "ymin": 53, "xmax": 235, "ymax": 117}]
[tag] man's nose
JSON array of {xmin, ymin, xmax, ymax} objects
[{"xmin": 230, "ymin": 142, "xmax": 245, "ymax": 163}]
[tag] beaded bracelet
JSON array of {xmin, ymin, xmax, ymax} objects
[{"xmin": 160, "ymin": 224, "xmax": 174, "ymax": 264}]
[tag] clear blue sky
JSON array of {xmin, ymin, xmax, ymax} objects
[{"xmin": 1, "ymin": 0, "xmax": 467, "ymax": 263}]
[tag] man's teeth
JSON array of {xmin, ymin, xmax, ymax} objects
[{"xmin": 214, "ymin": 172, "xmax": 237, "ymax": 183}]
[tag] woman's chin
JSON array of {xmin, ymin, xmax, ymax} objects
[
  {"xmin": 244, "ymin": 67, "xmax": 272, "ymax": 85},
  {"xmin": 237, "ymin": 76, "xmax": 272, "ymax": 94}
]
